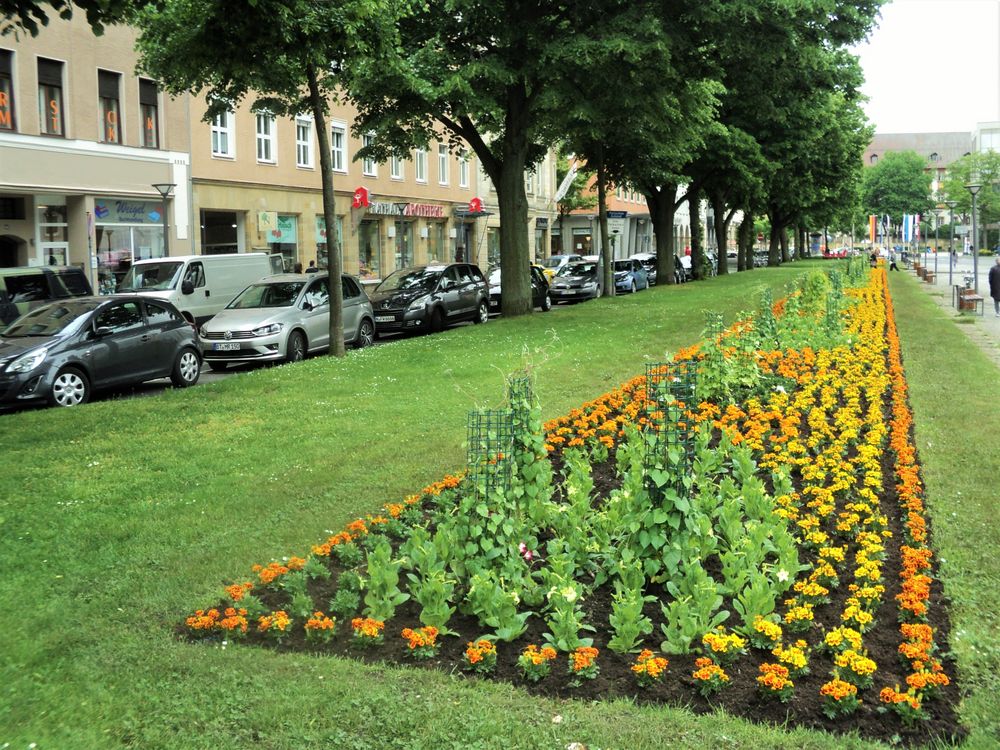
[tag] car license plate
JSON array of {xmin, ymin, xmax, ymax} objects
[
  {"xmin": 213, "ymin": 342, "xmax": 241, "ymax": 351},
  {"xmin": 375, "ymin": 315, "xmax": 395, "ymax": 323}
]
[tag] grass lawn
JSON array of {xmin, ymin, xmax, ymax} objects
[
  {"xmin": 0, "ymin": 260, "xmax": 980, "ymax": 749},
  {"xmin": 887, "ymin": 272, "xmax": 1000, "ymax": 748}
]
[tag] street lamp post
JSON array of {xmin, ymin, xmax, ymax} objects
[
  {"xmin": 152, "ymin": 183, "xmax": 176, "ymax": 257},
  {"xmin": 966, "ymin": 176, "xmax": 982, "ymax": 293},
  {"xmin": 933, "ymin": 206, "xmax": 940, "ymax": 281},
  {"xmin": 946, "ymin": 200, "xmax": 957, "ymax": 287}
]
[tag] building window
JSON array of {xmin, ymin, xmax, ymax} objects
[
  {"xmin": 362, "ymin": 133, "xmax": 377, "ymax": 177},
  {"xmin": 415, "ymin": 147, "xmax": 427, "ymax": 183},
  {"xmin": 390, "ymin": 153, "xmax": 403, "ymax": 179},
  {"xmin": 211, "ymin": 111, "xmax": 234, "ymax": 157},
  {"xmin": 331, "ymin": 123, "xmax": 347, "ymax": 172},
  {"xmin": 869, "ymin": 154, "xmax": 878, "ymax": 164},
  {"xmin": 0, "ymin": 50, "xmax": 15, "ymax": 131},
  {"xmin": 98, "ymin": 69, "xmax": 121, "ymax": 143},
  {"xmin": 37, "ymin": 58, "xmax": 64, "ymax": 136},
  {"xmin": 525, "ymin": 169, "xmax": 534, "ymax": 194},
  {"xmin": 295, "ymin": 117, "xmax": 313, "ymax": 168},
  {"xmin": 929, "ymin": 152, "xmax": 939, "ymax": 162},
  {"xmin": 139, "ymin": 78, "xmax": 159, "ymax": 148},
  {"xmin": 459, "ymin": 148, "xmax": 469, "ymax": 188},
  {"xmin": 256, "ymin": 113, "xmax": 276, "ymax": 163},
  {"xmin": 438, "ymin": 143, "xmax": 449, "ymax": 185}
]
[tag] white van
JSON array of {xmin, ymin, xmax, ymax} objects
[{"xmin": 117, "ymin": 254, "xmax": 281, "ymax": 324}]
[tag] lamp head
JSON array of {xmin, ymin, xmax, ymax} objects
[{"xmin": 152, "ymin": 183, "xmax": 176, "ymax": 198}]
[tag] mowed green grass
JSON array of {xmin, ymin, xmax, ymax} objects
[
  {"xmin": 887, "ymin": 273, "xmax": 1000, "ymax": 748},
  {"xmin": 0, "ymin": 261, "xmax": 947, "ymax": 750}
]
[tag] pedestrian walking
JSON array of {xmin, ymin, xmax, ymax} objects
[
  {"xmin": 869, "ymin": 251, "xmax": 878, "ymax": 268},
  {"xmin": 889, "ymin": 251, "xmax": 899, "ymax": 272},
  {"xmin": 989, "ymin": 256, "xmax": 1000, "ymax": 317}
]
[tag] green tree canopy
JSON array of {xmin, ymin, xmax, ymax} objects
[
  {"xmin": 940, "ymin": 150, "xmax": 1000, "ymax": 249},
  {"xmin": 861, "ymin": 150, "xmax": 933, "ymax": 220}
]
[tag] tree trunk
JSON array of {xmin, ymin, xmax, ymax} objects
[
  {"xmin": 689, "ymin": 189, "xmax": 706, "ymax": 280},
  {"xmin": 595, "ymin": 148, "xmax": 614, "ymax": 297},
  {"xmin": 768, "ymin": 222, "xmax": 781, "ymax": 267},
  {"xmin": 308, "ymin": 65, "xmax": 345, "ymax": 357},
  {"xmin": 496, "ymin": 148, "xmax": 532, "ymax": 317},
  {"xmin": 645, "ymin": 185, "xmax": 677, "ymax": 284},
  {"xmin": 780, "ymin": 226, "xmax": 790, "ymax": 263},
  {"xmin": 710, "ymin": 190, "xmax": 729, "ymax": 276},
  {"xmin": 737, "ymin": 212, "xmax": 752, "ymax": 272}
]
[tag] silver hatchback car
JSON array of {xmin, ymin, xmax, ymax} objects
[{"xmin": 199, "ymin": 273, "xmax": 375, "ymax": 371}]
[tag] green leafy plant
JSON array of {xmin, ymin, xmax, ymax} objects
[
  {"xmin": 362, "ymin": 540, "xmax": 409, "ymax": 621},
  {"xmin": 464, "ymin": 570, "xmax": 532, "ymax": 642}
]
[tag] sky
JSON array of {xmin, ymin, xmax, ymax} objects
[{"xmin": 853, "ymin": 0, "xmax": 1000, "ymax": 133}]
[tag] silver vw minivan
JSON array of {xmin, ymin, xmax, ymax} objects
[{"xmin": 199, "ymin": 273, "xmax": 375, "ymax": 371}]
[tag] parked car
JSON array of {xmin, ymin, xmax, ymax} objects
[
  {"xmin": 613, "ymin": 259, "xmax": 649, "ymax": 293},
  {"xmin": 539, "ymin": 253, "xmax": 584, "ymax": 282},
  {"xmin": 629, "ymin": 253, "xmax": 658, "ymax": 286},
  {"xmin": 549, "ymin": 260, "xmax": 601, "ymax": 303},
  {"xmin": 488, "ymin": 265, "xmax": 552, "ymax": 314},
  {"xmin": 368, "ymin": 264, "xmax": 489, "ymax": 335},
  {"xmin": 0, "ymin": 265, "xmax": 93, "ymax": 324},
  {"xmin": 0, "ymin": 295, "xmax": 200, "ymax": 408},
  {"xmin": 199, "ymin": 273, "xmax": 374, "ymax": 371},
  {"xmin": 117, "ymin": 253, "xmax": 279, "ymax": 325}
]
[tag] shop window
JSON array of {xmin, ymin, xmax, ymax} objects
[
  {"xmin": 330, "ymin": 123, "xmax": 347, "ymax": 172},
  {"xmin": 487, "ymin": 227, "xmax": 500, "ymax": 267},
  {"xmin": 139, "ymin": 79, "xmax": 159, "ymax": 148},
  {"xmin": 37, "ymin": 58, "xmax": 64, "ymax": 136},
  {"xmin": 415, "ymin": 148, "xmax": 427, "ymax": 183},
  {"xmin": 362, "ymin": 133, "xmax": 377, "ymax": 177},
  {"xmin": 98, "ymin": 69, "xmax": 121, "ymax": 144},
  {"xmin": 0, "ymin": 50, "xmax": 15, "ymax": 131},
  {"xmin": 211, "ymin": 111, "xmax": 234, "ymax": 157},
  {"xmin": 269, "ymin": 214, "xmax": 298, "ymax": 271},
  {"xmin": 394, "ymin": 221, "xmax": 414, "ymax": 270},
  {"xmin": 459, "ymin": 149, "xmax": 469, "ymax": 188},
  {"xmin": 358, "ymin": 219, "xmax": 381, "ymax": 280},
  {"xmin": 295, "ymin": 117, "xmax": 313, "ymax": 168},
  {"xmin": 256, "ymin": 113, "xmax": 276, "ymax": 163},
  {"xmin": 314, "ymin": 215, "xmax": 342, "ymax": 268},
  {"xmin": 438, "ymin": 143, "xmax": 448, "ymax": 185},
  {"xmin": 428, "ymin": 222, "xmax": 445, "ymax": 263},
  {"xmin": 200, "ymin": 210, "xmax": 241, "ymax": 254}
]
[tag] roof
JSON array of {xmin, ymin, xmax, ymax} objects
[{"xmin": 864, "ymin": 132, "xmax": 973, "ymax": 168}]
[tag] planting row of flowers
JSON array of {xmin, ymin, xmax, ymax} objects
[{"xmin": 182, "ymin": 262, "xmax": 957, "ymax": 742}]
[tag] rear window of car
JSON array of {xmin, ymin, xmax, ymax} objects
[
  {"xmin": 56, "ymin": 270, "xmax": 91, "ymax": 296},
  {"xmin": 5, "ymin": 273, "xmax": 48, "ymax": 303}
]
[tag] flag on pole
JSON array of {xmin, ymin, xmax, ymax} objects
[
  {"xmin": 902, "ymin": 214, "xmax": 912, "ymax": 243},
  {"xmin": 868, "ymin": 215, "xmax": 876, "ymax": 243}
]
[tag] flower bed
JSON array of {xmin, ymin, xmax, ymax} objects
[{"xmin": 183, "ymin": 264, "xmax": 962, "ymax": 745}]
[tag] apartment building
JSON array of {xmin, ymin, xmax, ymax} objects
[
  {"xmin": 0, "ymin": 17, "xmax": 191, "ymax": 292},
  {"xmin": 191, "ymin": 95, "xmax": 503, "ymax": 283}
]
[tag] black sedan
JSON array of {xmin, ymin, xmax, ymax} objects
[
  {"xmin": 488, "ymin": 265, "xmax": 552, "ymax": 314},
  {"xmin": 0, "ymin": 296, "xmax": 200, "ymax": 408},
  {"xmin": 368, "ymin": 264, "xmax": 489, "ymax": 335}
]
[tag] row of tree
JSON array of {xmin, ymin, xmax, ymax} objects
[{"xmin": 6, "ymin": 0, "xmax": 886, "ymax": 356}]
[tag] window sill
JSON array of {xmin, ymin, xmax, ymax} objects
[{"xmin": 211, "ymin": 153, "xmax": 236, "ymax": 160}]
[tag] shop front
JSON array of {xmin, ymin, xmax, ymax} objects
[
  {"xmin": 93, "ymin": 197, "xmax": 168, "ymax": 292},
  {"xmin": 267, "ymin": 214, "xmax": 299, "ymax": 272},
  {"xmin": 315, "ymin": 215, "xmax": 344, "ymax": 270}
]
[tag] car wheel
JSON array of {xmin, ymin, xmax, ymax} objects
[
  {"xmin": 630, "ymin": 280, "xmax": 637, "ymax": 294},
  {"xmin": 49, "ymin": 367, "xmax": 90, "ymax": 407},
  {"xmin": 355, "ymin": 318, "xmax": 376, "ymax": 348},
  {"xmin": 428, "ymin": 307, "xmax": 445, "ymax": 333},
  {"xmin": 207, "ymin": 361, "xmax": 229, "ymax": 373},
  {"xmin": 541, "ymin": 292, "xmax": 552, "ymax": 312},
  {"xmin": 285, "ymin": 330, "xmax": 306, "ymax": 363},
  {"xmin": 170, "ymin": 347, "xmax": 201, "ymax": 388},
  {"xmin": 473, "ymin": 300, "xmax": 489, "ymax": 324}
]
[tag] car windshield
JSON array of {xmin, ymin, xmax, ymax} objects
[
  {"xmin": 558, "ymin": 262, "xmax": 597, "ymax": 277},
  {"xmin": 1, "ymin": 300, "xmax": 99, "ymax": 338},
  {"xmin": 227, "ymin": 282, "xmax": 306, "ymax": 309},
  {"xmin": 117, "ymin": 262, "xmax": 184, "ymax": 292},
  {"xmin": 376, "ymin": 268, "xmax": 442, "ymax": 293}
]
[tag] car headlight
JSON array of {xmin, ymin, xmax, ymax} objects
[
  {"xmin": 583, "ymin": 281, "xmax": 598, "ymax": 290},
  {"xmin": 199, "ymin": 325, "xmax": 209, "ymax": 337},
  {"xmin": 252, "ymin": 323, "xmax": 283, "ymax": 336},
  {"xmin": 7, "ymin": 347, "xmax": 48, "ymax": 373},
  {"xmin": 407, "ymin": 295, "xmax": 430, "ymax": 311}
]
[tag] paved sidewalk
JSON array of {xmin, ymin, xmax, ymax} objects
[{"xmin": 896, "ymin": 258, "xmax": 1000, "ymax": 368}]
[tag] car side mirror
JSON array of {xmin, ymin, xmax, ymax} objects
[{"xmin": 181, "ymin": 280, "xmax": 194, "ymax": 295}]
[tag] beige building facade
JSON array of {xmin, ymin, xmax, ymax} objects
[{"xmin": 0, "ymin": 17, "xmax": 191, "ymax": 293}]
